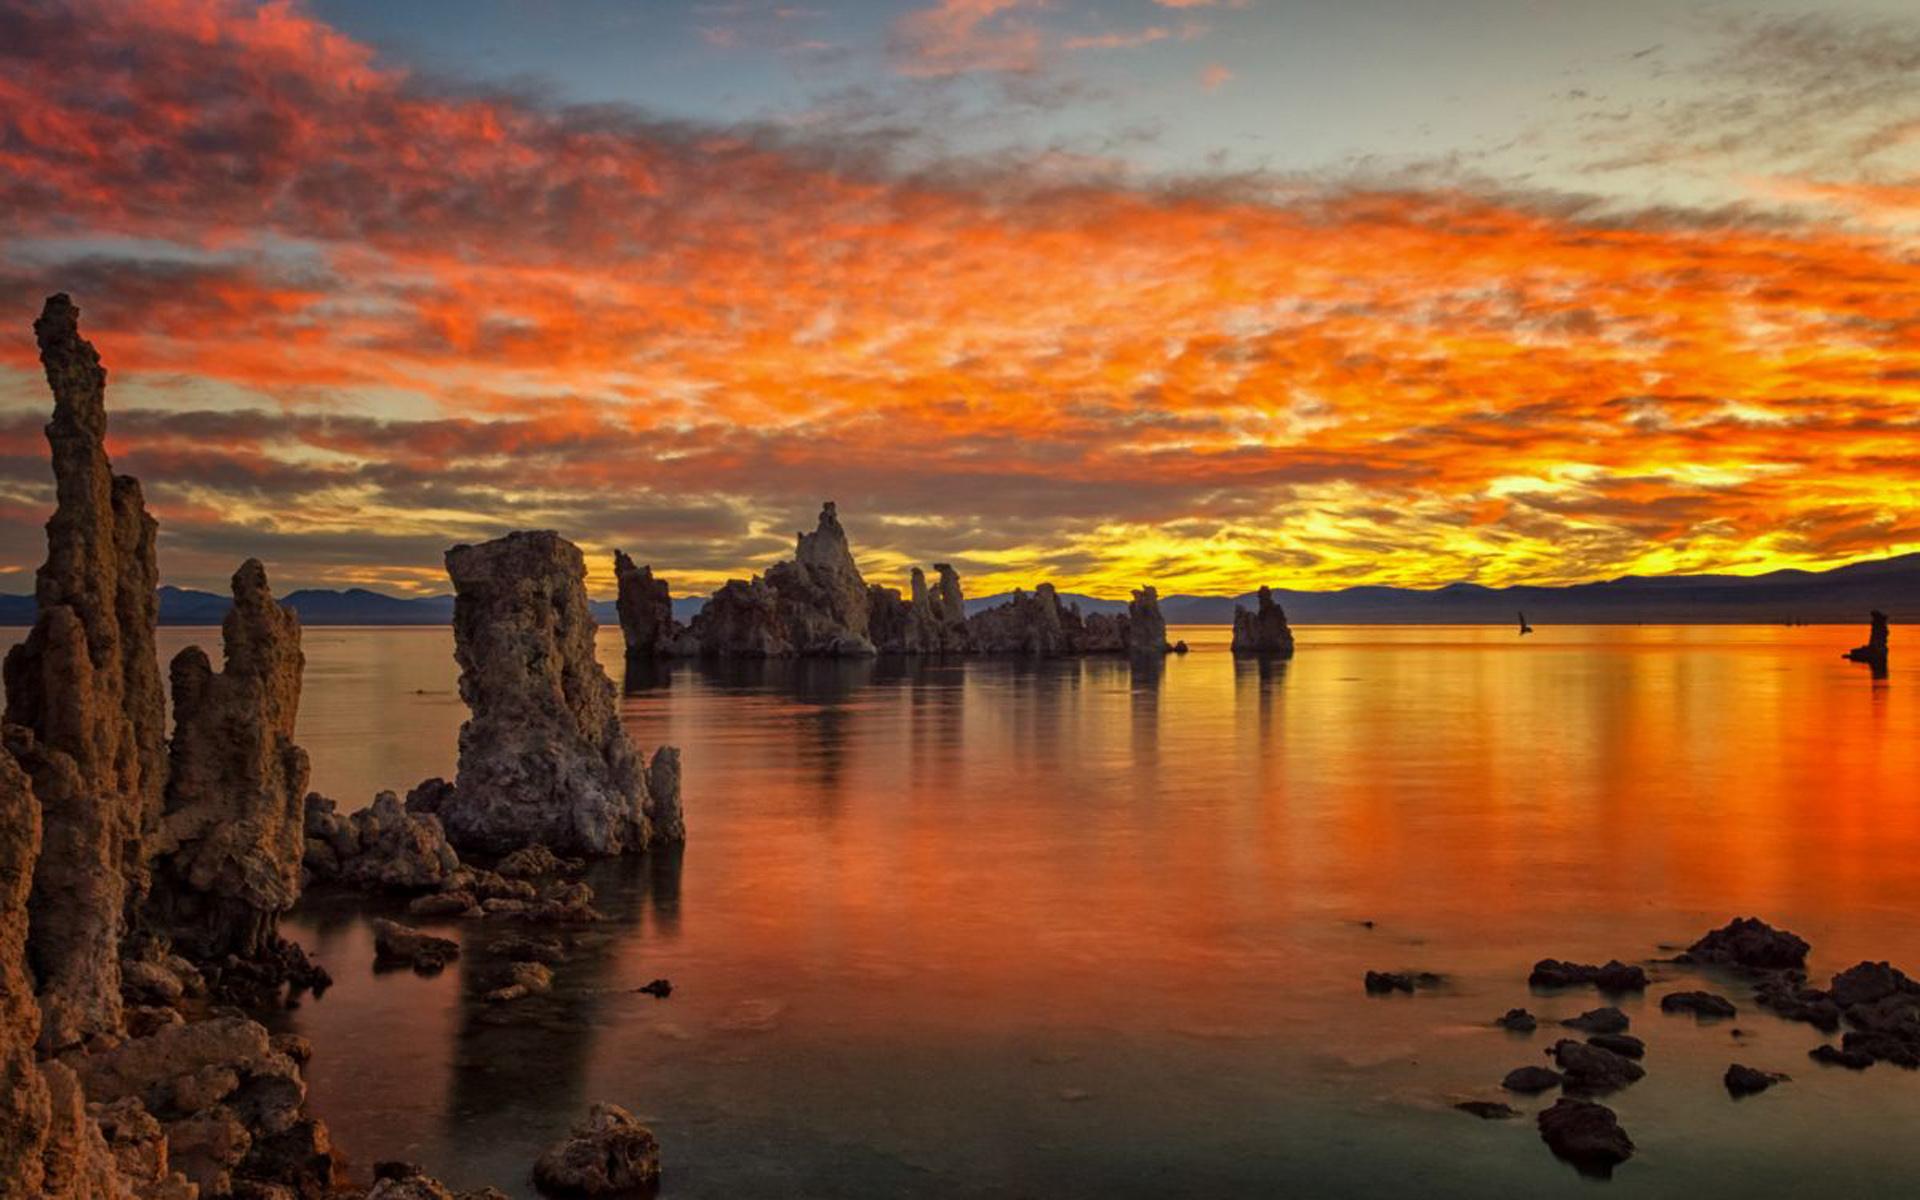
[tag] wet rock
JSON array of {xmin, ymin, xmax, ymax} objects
[
  {"xmin": 303, "ymin": 790, "xmax": 461, "ymax": 892},
  {"xmin": 1828, "ymin": 961, "xmax": 1920, "ymax": 1010},
  {"xmin": 147, "ymin": 559, "xmax": 310, "ymax": 962},
  {"xmin": 1363, "ymin": 970, "xmax": 1441, "ymax": 994},
  {"xmin": 1230, "ymin": 586, "xmax": 1296, "ymax": 657},
  {"xmin": 1502, "ymin": 1066, "xmax": 1562, "ymax": 1094},
  {"xmin": 532, "ymin": 1102, "xmax": 661, "ymax": 1197},
  {"xmin": 1495, "ymin": 1008, "xmax": 1537, "ymax": 1033},
  {"xmin": 1561, "ymin": 1006, "xmax": 1629, "ymax": 1034},
  {"xmin": 1680, "ymin": 917, "xmax": 1809, "ymax": 971},
  {"xmin": 1843, "ymin": 610, "xmax": 1889, "ymax": 669},
  {"xmin": 3, "ymin": 294, "xmax": 168, "ymax": 1050},
  {"xmin": 1661, "ymin": 991, "xmax": 1737, "ymax": 1019},
  {"xmin": 484, "ymin": 961, "xmax": 554, "ymax": 1003},
  {"xmin": 371, "ymin": 920, "xmax": 460, "ymax": 974},
  {"xmin": 1809, "ymin": 1043, "xmax": 1874, "ymax": 1070},
  {"xmin": 438, "ymin": 531, "xmax": 674, "ymax": 856},
  {"xmin": 1537, "ymin": 1097, "xmax": 1633, "ymax": 1177},
  {"xmin": 1725, "ymin": 1064, "xmax": 1788, "ymax": 1096},
  {"xmin": 612, "ymin": 552, "xmax": 694, "ymax": 659},
  {"xmin": 1455, "ymin": 1099, "xmax": 1521, "ymax": 1119},
  {"xmin": 1528, "ymin": 958, "xmax": 1647, "ymax": 991},
  {"xmin": 1586, "ymin": 1033, "xmax": 1645, "ymax": 1060},
  {"xmin": 1550, "ymin": 1039, "xmax": 1645, "ymax": 1093}
]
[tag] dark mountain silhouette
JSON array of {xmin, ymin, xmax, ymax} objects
[{"xmin": 1, "ymin": 552, "xmax": 1912, "ymax": 626}]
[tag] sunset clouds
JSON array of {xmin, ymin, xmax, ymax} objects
[{"xmin": 0, "ymin": 0, "xmax": 1916, "ymax": 599}]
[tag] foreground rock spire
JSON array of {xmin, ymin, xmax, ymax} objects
[
  {"xmin": 147, "ymin": 559, "xmax": 310, "ymax": 960},
  {"xmin": 1231, "ymin": 586, "xmax": 1296, "ymax": 657},
  {"xmin": 434, "ymin": 531, "xmax": 681, "ymax": 855},
  {"xmin": 1843, "ymin": 610, "xmax": 1889, "ymax": 672},
  {"xmin": 2, "ymin": 293, "xmax": 167, "ymax": 1049},
  {"xmin": 0, "ymin": 753, "xmax": 50, "ymax": 1195}
]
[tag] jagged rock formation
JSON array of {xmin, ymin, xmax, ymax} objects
[
  {"xmin": 1844, "ymin": 610, "xmax": 1889, "ymax": 669},
  {"xmin": 612, "ymin": 552, "xmax": 695, "ymax": 658},
  {"xmin": 303, "ymin": 791, "xmax": 461, "ymax": 892},
  {"xmin": 867, "ymin": 564, "xmax": 973, "ymax": 654},
  {"xmin": 147, "ymin": 560, "xmax": 309, "ymax": 961},
  {"xmin": 1127, "ymin": 587, "xmax": 1169, "ymax": 658},
  {"xmin": 2, "ymin": 293, "xmax": 168, "ymax": 1050},
  {"xmin": 0, "ymin": 750, "xmax": 52, "ymax": 1196},
  {"xmin": 436, "ymin": 531, "xmax": 676, "ymax": 856},
  {"xmin": 682, "ymin": 502, "xmax": 878, "ymax": 657},
  {"xmin": 1231, "ymin": 586, "xmax": 1296, "ymax": 657}
]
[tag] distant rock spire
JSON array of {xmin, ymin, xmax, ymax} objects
[{"xmin": 1231, "ymin": 586, "xmax": 1296, "ymax": 658}]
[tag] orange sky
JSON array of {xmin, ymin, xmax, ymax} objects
[{"xmin": 0, "ymin": 0, "xmax": 1916, "ymax": 600}]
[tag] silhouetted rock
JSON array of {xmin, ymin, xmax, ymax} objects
[
  {"xmin": 637, "ymin": 978, "xmax": 672, "ymax": 998},
  {"xmin": 1455, "ymin": 1100, "xmax": 1521, "ymax": 1119},
  {"xmin": 1843, "ymin": 610, "xmax": 1889, "ymax": 669},
  {"xmin": 612, "ymin": 552, "xmax": 694, "ymax": 658},
  {"xmin": 1495, "ymin": 1008, "xmax": 1538, "ymax": 1032},
  {"xmin": 1127, "ymin": 587, "xmax": 1169, "ymax": 658},
  {"xmin": 1502, "ymin": 1066, "xmax": 1562, "ymax": 1094},
  {"xmin": 1754, "ymin": 971, "xmax": 1842, "ymax": 1031},
  {"xmin": 1680, "ymin": 917, "xmax": 1809, "ymax": 971},
  {"xmin": 532, "ymin": 1102, "xmax": 661, "ymax": 1196},
  {"xmin": 1364, "ymin": 970, "xmax": 1442, "ymax": 994},
  {"xmin": 968, "ymin": 585, "xmax": 1076, "ymax": 656},
  {"xmin": 1828, "ymin": 961, "xmax": 1920, "ymax": 1009},
  {"xmin": 1230, "ymin": 586, "xmax": 1296, "ymax": 657},
  {"xmin": 869, "ymin": 564, "xmax": 973, "ymax": 654},
  {"xmin": 1550, "ymin": 1039, "xmax": 1644, "ymax": 1092},
  {"xmin": 1561, "ymin": 1006, "xmax": 1628, "ymax": 1034},
  {"xmin": 438, "ymin": 531, "xmax": 674, "ymax": 856},
  {"xmin": 147, "ymin": 560, "xmax": 309, "ymax": 962},
  {"xmin": 1587, "ymin": 1033, "xmax": 1645, "ymax": 1059},
  {"xmin": 1809, "ymin": 1043, "xmax": 1874, "ymax": 1070},
  {"xmin": 1725, "ymin": 1064, "xmax": 1787, "ymax": 1096},
  {"xmin": 2, "ymin": 294, "xmax": 168, "ymax": 1050},
  {"xmin": 1537, "ymin": 1097, "xmax": 1633, "ymax": 1176},
  {"xmin": 1661, "ymin": 990, "xmax": 1737, "ymax": 1019},
  {"xmin": 1528, "ymin": 958, "xmax": 1647, "ymax": 991}
]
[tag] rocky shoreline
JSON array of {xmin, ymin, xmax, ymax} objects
[{"xmin": 0, "ymin": 296, "xmax": 680, "ymax": 1198}]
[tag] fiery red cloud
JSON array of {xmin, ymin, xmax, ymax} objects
[{"xmin": 0, "ymin": 0, "xmax": 1915, "ymax": 598}]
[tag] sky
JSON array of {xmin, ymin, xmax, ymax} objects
[{"xmin": 0, "ymin": 0, "xmax": 1915, "ymax": 600}]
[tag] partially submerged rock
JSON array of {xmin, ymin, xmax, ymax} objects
[
  {"xmin": 3, "ymin": 294, "xmax": 168, "ymax": 1049},
  {"xmin": 1754, "ymin": 972, "xmax": 1842, "ymax": 1031},
  {"xmin": 1550, "ymin": 1039, "xmax": 1645, "ymax": 1093},
  {"xmin": 1661, "ymin": 990, "xmax": 1737, "ymax": 1019},
  {"xmin": 1230, "ymin": 586, "xmax": 1295, "ymax": 657},
  {"xmin": 1537, "ymin": 1097, "xmax": 1633, "ymax": 1177},
  {"xmin": 484, "ymin": 961, "xmax": 554, "ymax": 1004},
  {"xmin": 1680, "ymin": 917, "xmax": 1809, "ymax": 971},
  {"xmin": 1126, "ymin": 587, "xmax": 1170, "ymax": 658},
  {"xmin": 1454, "ymin": 1099, "xmax": 1521, "ymax": 1120},
  {"xmin": 1495, "ymin": 1008, "xmax": 1537, "ymax": 1033},
  {"xmin": 1561, "ymin": 1006, "xmax": 1628, "ymax": 1034},
  {"xmin": 1843, "ymin": 610, "xmax": 1889, "ymax": 670},
  {"xmin": 1363, "ymin": 970, "xmax": 1441, "ymax": 994},
  {"xmin": 1586, "ymin": 1033, "xmax": 1645, "ymax": 1060},
  {"xmin": 303, "ymin": 791, "xmax": 461, "ymax": 892},
  {"xmin": 1810, "ymin": 1043, "xmax": 1874, "ymax": 1070},
  {"xmin": 1724, "ymin": 1064, "xmax": 1787, "ymax": 1096},
  {"xmin": 437, "ymin": 531, "xmax": 677, "ymax": 856},
  {"xmin": 532, "ymin": 1102, "xmax": 661, "ymax": 1196},
  {"xmin": 1528, "ymin": 958, "xmax": 1647, "ymax": 991},
  {"xmin": 147, "ymin": 560, "xmax": 309, "ymax": 962},
  {"xmin": 1502, "ymin": 1065, "xmax": 1562, "ymax": 1094},
  {"xmin": 612, "ymin": 552, "xmax": 694, "ymax": 659},
  {"xmin": 371, "ymin": 920, "xmax": 460, "ymax": 974}
]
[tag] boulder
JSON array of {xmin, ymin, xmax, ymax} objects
[
  {"xmin": 1528, "ymin": 958, "xmax": 1647, "ymax": 991},
  {"xmin": 147, "ymin": 559, "xmax": 310, "ymax": 961},
  {"xmin": 1810, "ymin": 1043, "xmax": 1874, "ymax": 1070},
  {"xmin": 303, "ymin": 791, "xmax": 461, "ymax": 892},
  {"xmin": 1680, "ymin": 917, "xmax": 1809, "ymax": 971},
  {"xmin": 1828, "ymin": 961, "xmax": 1920, "ymax": 1010},
  {"xmin": 1537, "ymin": 1097, "xmax": 1633, "ymax": 1176},
  {"xmin": 1502, "ymin": 1065, "xmax": 1562, "ymax": 1094},
  {"xmin": 437, "ymin": 532, "xmax": 675, "ymax": 856},
  {"xmin": 532, "ymin": 1102, "xmax": 660, "ymax": 1196},
  {"xmin": 2, "ymin": 294, "xmax": 168, "ymax": 1050},
  {"xmin": 1549, "ymin": 1039, "xmax": 1644, "ymax": 1093},
  {"xmin": 484, "ymin": 961, "xmax": 554, "ymax": 1003},
  {"xmin": 1754, "ymin": 972, "xmax": 1841, "ymax": 1031},
  {"xmin": 1454, "ymin": 1100, "xmax": 1521, "ymax": 1120},
  {"xmin": 1495, "ymin": 1008, "xmax": 1537, "ymax": 1033},
  {"xmin": 371, "ymin": 920, "xmax": 460, "ymax": 974},
  {"xmin": 1586, "ymin": 1034, "xmax": 1645, "ymax": 1060},
  {"xmin": 1724, "ymin": 1064, "xmax": 1787, "ymax": 1096},
  {"xmin": 1363, "ymin": 970, "xmax": 1441, "ymax": 994},
  {"xmin": 1561, "ymin": 1007, "xmax": 1628, "ymax": 1034},
  {"xmin": 1230, "ymin": 586, "xmax": 1295, "ymax": 657},
  {"xmin": 1661, "ymin": 991, "xmax": 1737, "ymax": 1019}
]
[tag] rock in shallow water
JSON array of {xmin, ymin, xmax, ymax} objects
[
  {"xmin": 1810, "ymin": 1043, "xmax": 1875, "ymax": 1070},
  {"xmin": 1528, "ymin": 959, "xmax": 1647, "ymax": 991},
  {"xmin": 1495, "ymin": 1008, "xmax": 1537, "ymax": 1033},
  {"xmin": 1725, "ymin": 1064, "xmax": 1788, "ymax": 1095},
  {"xmin": 1537, "ymin": 1097, "xmax": 1634, "ymax": 1176},
  {"xmin": 1586, "ymin": 1033, "xmax": 1645, "ymax": 1060},
  {"xmin": 1561, "ymin": 1006, "xmax": 1629, "ymax": 1034},
  {"xmin": 1661, "ymin": 990, "xmax": 1737, "ymax": 1019},
  {"xmin": 532, "ymin": 1102, "xmax": 661, "ymax": 1196},
  {"xmin": 1550, "ymin": 1039, "xmax": 1645, "ymax": 1093},
  {"xmin": 1363, "ymin": 970, "xmax": 1442, "ymax": 994},
  {"xmin": 1681, "ymin": 917, "xmax": 1809, "ymax": 971},
  {"xmin": 1454, "ymin": 1099, "xmax": 1521, "ymax": 1120},
  {"xmin": 372, "ymin": 920, "xmax": 460, "ymax": 974},
  {"xmin": 1502, "ymin": 1066, "xmax": 1562, "ymax": 1094}
]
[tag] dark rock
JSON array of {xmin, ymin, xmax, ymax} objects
[
  {"xmin": 1455, "ymin": 1100, "xmax": 1521, "ymax": 1120},
  {"xmin": 1829, "ymin": 961, "xmax": 1920, "ymax": 1010},
  {"xmin": 495, "ymin": 845, "xmax": 584, "ymax": 880},
  {"xmin": 1561, "ymin": 1006, "xmax": 1629, "ymax": 1034},
  {"xmin": 1528, "ymin": 958, "xmax": 1647, "ymax": 991},
  {"xmin": 1495, "ymin": 1008, "xmax": 1538, "ymax": 1033},
  {"xmin": 1843, "ymin": 610, "xmax": 1889, "ymax": 669},
  {"xmin": 1661, "ymin": 990, "xmax": 1737, "ymax": 1019},
  {"xmin": 1364, "ymin": 970, "xmax": 1441, "ymax": 994},
  {"xmin": 1840, "ymin": 1030, "xmax": 1920, "ymax": 1069},
  {"xmin": 637, "ymin": 978, "xmax": 672, "ymax": 998},
  {"xmin": 1126, "ymin": 587, "xmax": 1170, "ymax": 658},
  {"xmin": 1502, "ymin": 1066, "xmax": 1562, "ymax": 1094},
  {"xmin": 1809, "ymin": 1043, "xmax": 1874, "ymax": 1070},
  {"xmin": 532, "ymin": 1102, "xmax": 661, "ymax": 1196},
  {"xmin": 1754, "ymin": 972, "xmax": 1841, "ymax": 1031},
  {"xmin": 1681, "ymin": 917, "xmax": 1809, "ymax": 971},
  {"xmin": 685, "ymin": 503, "xmax": 878, "ymax": 658},
  {"xmin": 304, "ymin": 790, "xmax": 461, "ymax": 892},
  {"xmin": 612, "ymin": 552, "xmax": 694, "ymax": 659},
  {"xmin": 407, "ymin": 892, "xmax": 477, "ymax": 918},
  {"xmin": 1587, "ymin": 1034, "xmax": 1645, "ymax": 1060},
  {"xmin": 1550, "ymin": 1039, "xmax": 1645, "ymax": 1093},
  {"xmin": 1230, "ymin": 586, "xmax": 1295, "ymax": 657},
  {"xmin": 1725, "ymin": 1064, "xmax": 1787, "ymax": 1095},
  {"xmin": 1172, "ymin": 640, "xmax": 1189, "ymax": 654},
  {"xmin": 1537, "ymin": 1097, "xmax": 1634, "ymax": 1177},
  {"xmin": 371, "ymin": 919, "xmax": 460, "ymax": 974}
]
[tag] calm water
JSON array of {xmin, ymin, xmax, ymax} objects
[{"xmin": 145, "ymin": 625, "xmax": 1920, "ymax": 1195}]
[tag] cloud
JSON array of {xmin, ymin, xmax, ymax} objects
[
  {"xmin": 889, "ymin": 0, "xmax": 1043, "ymax": 77},
  {"xmin": 1200, "ymin": 62, "xmax": 1234, "ymax": 91}
]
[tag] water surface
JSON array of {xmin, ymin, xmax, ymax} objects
[{"xmin": 154, "ymin": 624, "xmax": 1920, "ymax": 1196}]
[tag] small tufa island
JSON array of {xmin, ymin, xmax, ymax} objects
[
  {"xmin": 614, "ymin": 501, "xmax": 1295, "ymax": 661},
  {"xmin": 0, "ymin": 295, "xmax": 681, "ymax": 1198}
]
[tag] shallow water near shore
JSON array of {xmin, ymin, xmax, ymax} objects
[{"xmin": 152, "ymin": 624, "xmax": 1920, "ymax": 1196}]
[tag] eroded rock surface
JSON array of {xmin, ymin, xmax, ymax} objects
[
  {"xmin": 437, "ymin": 531, "xmax": 670, "ymax": 856},
  {"xmin": 303, "ymin": 791, "xmax": 460, "ymax": 892},
  {"xmin": 147, "ymin": 560, "xmax": 309, "ymax": 961},
  {"xmin": 1230, "ymin": 586, "xmax": 1296, "ymax": 657},
  {"xmin": 1127, "ymin": 587, "xmax": 1169, "ymax": 658},
  {"xmin": 532, "ymin": 1102, "xmax": 661, "ymax": 1196},
  {"xmin": 612, "ymin": 552, "xmax": 694, "ymax": 659},
  {"xmin": 0, "ymin": 749, "xmax": 52, "ymax": 1196},
  {"xmin": 2, "ymin": 294, "xmax": 168, "ymax": 1049}
]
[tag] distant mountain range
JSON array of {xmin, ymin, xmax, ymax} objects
[{"xmin": 1, "ymin": 553, "xmax": 1912, "ymax": 626}]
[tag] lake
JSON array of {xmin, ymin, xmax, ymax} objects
[{"xmin": 148, "ymin": 624, "xmax": 1920, "ymax": 1196}]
